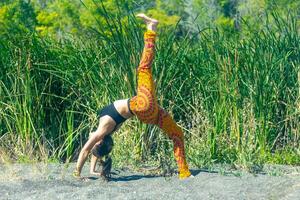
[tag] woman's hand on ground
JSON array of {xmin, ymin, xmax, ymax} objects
[
  {"xmin": 90, "ymin": 171, "xmax": 103, "ymax": 176},
  {"xmin": 73, "ymin": 170, "xmax": 92, "ymax": 182},
  {"xmin": 72, "ymin": 169, "xmax": 81, "ymax": 178}
]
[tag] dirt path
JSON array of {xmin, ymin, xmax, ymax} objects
[{"xmin": 0, "ymin": 163, "xmax": 299, "ymax": 200}]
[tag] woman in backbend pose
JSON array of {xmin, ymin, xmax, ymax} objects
[{"xmin": 73, "ymin": 13, "xmax": 192, "ymax": 179}]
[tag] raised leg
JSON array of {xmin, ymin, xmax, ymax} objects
[{"xmin": 129, "ymin": 30, "xmax": 159, "ymax": 124}]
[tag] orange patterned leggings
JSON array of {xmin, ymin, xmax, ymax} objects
[{"xmin": 129, "ymin": 30, "xmax": 191, "ymax": 179}]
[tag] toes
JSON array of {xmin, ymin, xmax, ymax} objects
[{"xmin": 136, "ymin": 13, "xmax": 146, "ymax": 19}]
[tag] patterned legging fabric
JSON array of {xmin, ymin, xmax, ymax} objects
[{"xmin": 129, "ymin": 30, "xmax": 191, "ymax": 179}]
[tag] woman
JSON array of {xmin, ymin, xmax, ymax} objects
[{"xmin": 73, "ymin": 13, "xmax": 192, "ymax": 179}]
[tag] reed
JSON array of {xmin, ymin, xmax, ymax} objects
[{"xmin": 0, "ymin": 8, "xmax": 299, "ymax": 170}]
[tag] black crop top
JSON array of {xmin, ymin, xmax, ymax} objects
[{"xmin": 97, "ymin": 103, "xmax": 127, "ymax": 126}]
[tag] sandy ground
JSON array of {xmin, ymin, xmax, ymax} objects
[{"xmin": 0, "ymin": 163, "xmax": 299, "ymax": 200}]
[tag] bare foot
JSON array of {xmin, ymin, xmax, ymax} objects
[
  {"xmin": 136, "ymin": 13, "xmax": 159, "ymax": 31},
  {"xmin": 179, "ymin": 174, "xmax": 194, "ymax": 180}
]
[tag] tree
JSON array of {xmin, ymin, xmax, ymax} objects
[
  {"xmin": 0, "ymin": 0, "xmax": 37, "ymax": 35},
  {"xmin": 35, "ymin": 0, "xmax": 81, "ymax": 37}
]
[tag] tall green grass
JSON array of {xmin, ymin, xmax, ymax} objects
[{"xmin": 0, "ymin": 8, "xmax": 299, "ymax": 170}]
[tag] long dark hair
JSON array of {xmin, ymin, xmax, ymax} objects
[{"xmin": 92, "ymin": 135, "xmax": 114, "ymax": 157}]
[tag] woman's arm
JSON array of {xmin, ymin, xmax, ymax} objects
[
  {"xmin": 74, "ymin": 121, "xmax": 114, "ymax": 177},
  {"xmin": 90, "ymin": 154, "xmax": 103, "ymax": 175},
  {"xmin": 88, "ymin": 131, "xmax": 102, "ymax": 175},
  {"xmin": 74, "ymin": 134, "xmax": 100, "ymax": 177}
]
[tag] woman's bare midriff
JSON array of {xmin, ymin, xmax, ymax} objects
[{"xmin": 113, "ymin": 99, "xmax": 133, "ymax": 119}]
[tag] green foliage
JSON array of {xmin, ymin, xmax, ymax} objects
[
  {"xmin": 0, "ymin": 1, "xmax": 299, "ymax": 170},
  {"xmin": 35, "ymin": 0, "xmax": 82, "ymax": 37},
  {"xmin": 0, "ymin": 0, "xmax": 36, "ymax": 35},
  {"xmin": 1, "ymin": 0, "xmax": 299, "ymax": 38}
]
